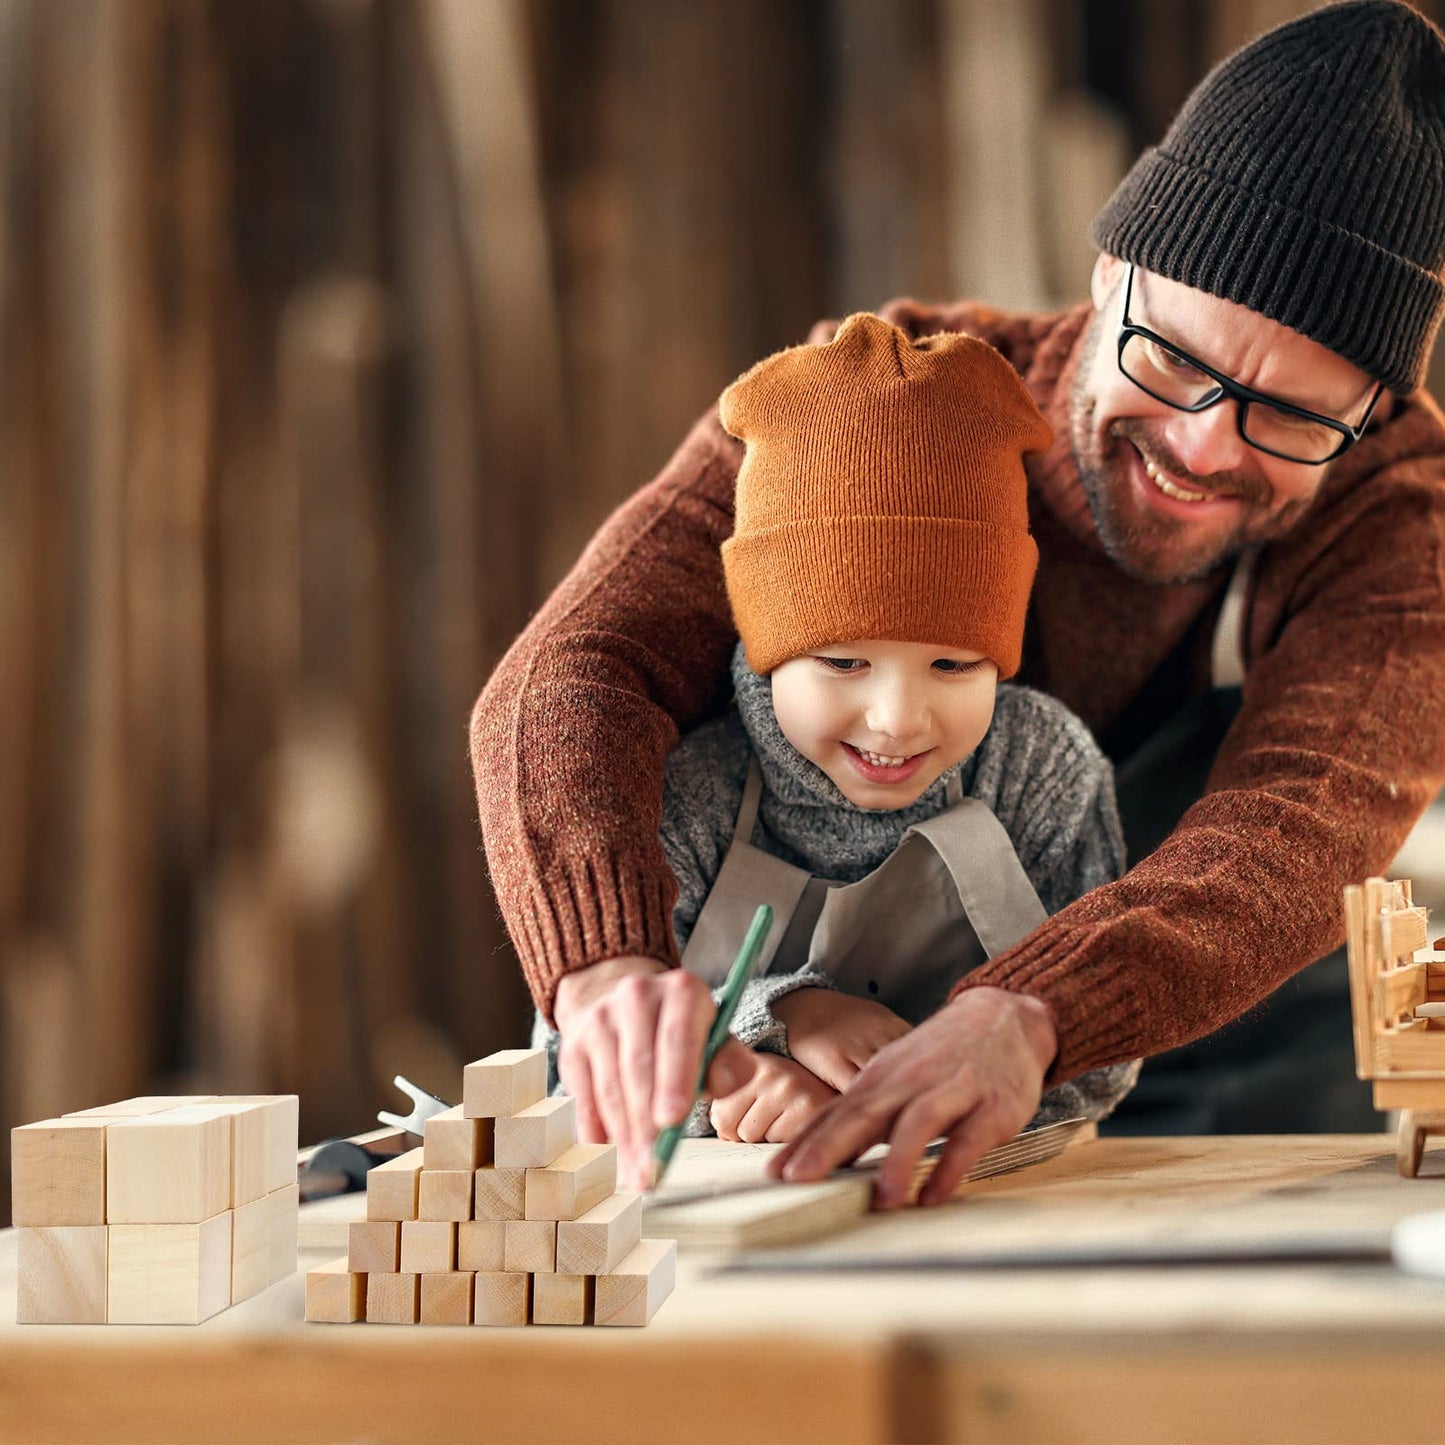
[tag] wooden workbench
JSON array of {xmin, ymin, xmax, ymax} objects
[{"xmin": 4, "ymin": 1135, "xmax": 1445, "ymax": 1444}]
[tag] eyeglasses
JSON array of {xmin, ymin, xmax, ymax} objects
[{"xmin": 1116, "ymin": 264, "xmax": 1383, "ymax": 465}]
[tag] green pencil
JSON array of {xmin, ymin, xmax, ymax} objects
[{"xmin": 651, "ymin": 903, "xmax": 774, "ymax": 1189}]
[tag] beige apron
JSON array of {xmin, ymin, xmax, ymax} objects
[{"xmin": 680, "ymin": 761, "xmax": 1047, "ymax": 1023}]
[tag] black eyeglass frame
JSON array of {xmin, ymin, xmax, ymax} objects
[{"xmin": 1116, "ymin": 263, "xmax": 1384, "ymax": 466}]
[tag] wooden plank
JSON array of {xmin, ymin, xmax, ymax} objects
[
  {"xmin": 532, "ymin": 1271, "xmax": 593, "ymax": 1326},
  {"xmin": 304, "ymin": 1256, "xmax": 365, "ymax": 1324},
  {"xmin": 1344, "ymin": 883, "xmax": 1376, "ymax": 1076},
  {"xmin": 105, "ymin": 1105, "xmax": 232, "ymax": 1224},
  {"xmin": 417, "ymin": 1168, "xmax": 473, "ymax": 1222},
  {"xmin": 364, "ymin": 1272, "xmax": 419, "ymax": 1325},
  {"xmin": 462, "ymin": 1049, "xmax": 546, "ymax": 1120},
  {"xmin": 1375, "ymin": 1078, "xmax": 1445, "ymax": 1110},
  {"xmin": 347, "ymin": 1219, "xmax": 400, "ymax": 1274},
  {"xmin": 10, "ymin": 1118, "xmax": 108, "ymax": 1226},
  {"xmin": 1383, "ymin": 906, "xmax": 1428, "ymax": 960},
  {"xmin": 503, "ymin": 1220, "xmax": 556, "ymax": 1274},
  {"xmin": 15, "ymin": 1225, "xmax": 107, "ymax": 1324},
  {"xmin": 422, "ymin": 1105, "xmax": 492, "ymax": 1171},
  {"xmin": 420, "ymin": 1271, "xmax": 474, "ymax": 1325},
  {"xmin": 494, "ymin": 1096, "xmax": 576, "ymax": 1169},
  {"xmin": 1379, "ymin": 965, "xmax": 1428, "ymax": 1022},
  {"xmin": 400, "ymin": 1220, "xmax": 456, "ymax": 1274},
  {"xmin": 366, "ymin": 1146, "xmax": 422, "ymax": 1221},
  {"xmin": 1376, "ymin": 1033, "xmax": 1445, "ymax": 1075},
  {"xmin": 524, "ymin": 1142, "xmax": 617, "ymax": 1221},
  {"xmin": 108, "ymin": 1210, "xmax": 233, "ymax": 1325},
  {"xmin": 473, "ymin": 1165, "xmax": 527, "ymax": 1221},
  {"xmin": 556, "ymin": 1191, "xmax": 643, "ymax": 1276},
  {"xmin": 472, "ymin": 1270, "xmax": 530, "ymax": 1327},
  {"xmin": 595, "ymin": 1238, "xmax": 676, "ymax": 1327}
]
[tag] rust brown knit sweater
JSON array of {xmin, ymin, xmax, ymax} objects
[{"xmin": 470, "ymin": 300, "xmax": 1445, "ymax": 1087}]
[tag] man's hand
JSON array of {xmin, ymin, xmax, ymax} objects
[
  {"xmin": 709, "ymin": 1052, "xmax": 838, "ymax": 1143},
  {"xmin": 553, "ymin": 956, "xmax": 757, "ymax": 1189},
  {"xmin": 767, "ymin": 987, "xmax": 1056, "ymax": 1209},
  {"xmin": 773, "ymin": 988, "xmax": 912, "ymax": 1093}
]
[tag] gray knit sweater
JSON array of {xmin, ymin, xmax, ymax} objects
[{"xmin": 536, "ymin": 644, "xmax": 1140, "ymax": 1130}]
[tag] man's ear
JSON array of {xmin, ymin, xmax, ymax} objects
[{"xmin": 1090, "ymin": 253, "xmax": 1123, "ymax": 311}]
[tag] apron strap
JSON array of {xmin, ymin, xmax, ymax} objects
[{"xmin": 1211, "ymin": 546, "xmax": 1258, "ymax": 690}]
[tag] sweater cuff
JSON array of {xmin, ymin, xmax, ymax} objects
[
  {"xmin": 510, "ymin": 850, "xmax": 680, "ymax": 1026},
  {"xmin": 722, "ymin": 970, "xmax": 838, "ymax": 1057}
]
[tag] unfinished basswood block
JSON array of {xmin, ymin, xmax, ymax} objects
[
  {"xmin": 64, "ymin": 1096, "xmax": 214, "ymax": 1118},
  {"xmin": 105, "ymin": 1105, "xmax": 232, "ymax": 1224},
  {"xmin": 473, "ymin": 1271, "xmax": 530, "ymax": 1326},
  {"xmin": 400, "ymin": 1220, "xmax": 456, "ymax": 1274},
  {"xmin": 494, "ymin": 1096, "xmax": 577, "ymax": 1169},
  {"xmin": 210, "ymin": 1097, "xmax": 299, "ymax": 1205},
  {"xmin": 365, "ymin": 1272, "xmax": 419, "ymax": 1324},
  {"xmin": 595, "ymin": 1238, "xmax": 677, "ymax": 1327},
  {"xmin": 305, "ymin": 1257, "xmax": 366, "ymax": 1323},
  {"xmin": 16, "ymin": 1227, "xmax": 108, "ymax": 1324},
  {"xmin": 11, "ymin": 1118, "xmax": 109, "ymax": 1227},
  {"xmin": 108, "ymin": 1210, "xmax": 234, "ymax": 1325},
  {"xmin": 556, "ymin": 1191, "xmax": 643, "ymax": 1276},
  {"xmin": 418, "ymin": 1168, "xmax": 474, "ymax": 1222},
  {"xmin": 232, "ymin": 1182, "xmax": 298, "ymax": 1304},
  {"xmin": 349, "ymin": 1219, "xmax": 401, "ymax": 1273},
  {"xmin": 366, "ymin": 1146, "xmax": 423, "ymax": 1221},
  {"xmin": 474, "ymin": 1165, "xmax": 527, "ymax": 1221},
  {"xmin": 525, "ymin": 1142, "xmax": 618, "ymax": 1222},
  {"xmin": 503, "ymin": 1219, "xmax": 556, "ymax": 1274},
  {"xmin": 420, "ymin": 1271, "xmax": 474, "ymax": 1325},
  {"xmin": 457, "ymin": 1220, "xmax": 508, "ymax": 1272},
  {"xmin": 423, "ymin": 1105, "xmax": 493, "ymax": 1170},
  {"xmin": 463, "ymin": 1048, "xmax": 547, "ymax": 1119},
  {"xmin": 532, "ymin": 1271, "xmax": 594, "ymax": 1326}
]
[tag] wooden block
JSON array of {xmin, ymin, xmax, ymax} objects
[
  {"xmin": 1375, "ymin": 1078, "xmax": 1445, "ymax": 1110},
  {"xmin": 1380, "ymin": 965, "xmax": 1429, "ymax": 1021},
  {"xmin": 420, "ymin": 1270, "xmax": 474, "ymax": 1325},
  {"xmin": 532, "ymin": 1271, "xmax": 594, "ymax": 1326},
  {"xmin": 525, "ymin": 1142, "xmax": 618, "ymax": 1222},
  {"xmin": 64, "ymin": 1096, "xmax": 214, "ymax": 1118},
  {"xmin": 365, "ymin": 1272, "xmax": 419, "ymax": 1324},
  {"xmin": 305, "ymin": 1256, "xmax": 366, "ymax": 1323},
  {"xmin": 472, "ymin": 1271, "xmax": 530, "ymax": 1326},
  {"xmin": 11, "ymin": 1118, "xmax": 108, "ymax": 1227},
  {"xmin": 474, "ymin": 1165, "xmax": 527, "ymax": 1221},
  {"xmin": 423, "ymin": 1105, "xmax": 494, "ymax": 1170},
  {"xmin": 457, "ymin": 1219, "xmax": 508, "ymax": 1272},
  {"xmin": 212, "ymin": 1096, "xmax": 299, "ymax": 1202},
  {"xmin": 463, "ymin": 1048, "xmax": 547, "ymax": 1119},
  {"xmin": 232, "ymin": 1183, "xmax": 299, "ymax": 1304},
  {"xmin": 494, "ymin": 1096, "xmax": 577, "ymax": 1169},
  {"xmin": 400, "ymin": 1220, "xmax": 456, "ymax": 1273},
  {"xmin": 504, "ymin": 1219, "xmax": 556, "ymax": 1274},
  {"xmin": 16, "ymin": 1226, "xmax": 108, "ymax": 1324},
  {"xmin": 556, "ymin": 1191, "xmax": 643, "ymax": 1275},
  {"xmin": 418, "ymin": 1168, "xmax": 474, "ymax": 1222},
  {"xmin": 108, "ymin": 1210, "xmax": 234, "ymax": 1325},
  {"xmin": 1377, "ymin": 1033, "xmax": 1445, "ymax": 1073},
  {"xmin": 595, "ymin": 1238, "xmax": 676, "ymax": 1327},
  {"xmin": 105, "ymin": 1105, "xmax": 233, "ymax": 1224},
  {"xmin": 348, "ymin": 1219, "xmax": 400, "ymax": 1273},
  {"xmin": 366, "ymin": 1146, "xmax": 423, "ymax": 1221}
]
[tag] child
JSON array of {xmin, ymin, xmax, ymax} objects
[{"xmin": 538, "ymin": 312, "xmax": 1139, "ymax": 1137}]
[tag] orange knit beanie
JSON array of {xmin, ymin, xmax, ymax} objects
[{"xmin": 719, "ymin": 312, "xmax": 1052, "ymax": 678}]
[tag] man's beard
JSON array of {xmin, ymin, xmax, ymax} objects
[{"xmin": 1068, "ymin": 312, "xmax": 1309, "ymax": 586}]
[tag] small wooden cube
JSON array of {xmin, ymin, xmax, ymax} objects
[
  {"xmin": 305, "ymin": 1256, "xmax": 365, "ymax": 1323},
  {"xmin": 463, "ymin": 1048, "xmax": 547, "ymax": 1119},
  {"xmin": 211, "ymin": 1096, "xmax": 299, "ymax": 1204},
  {"xmin": 556, "ymin": 1191, "xmax": 643, "ymax": 1275},
  {"xmin": 348, "ymin": 1219, "xmax": 400, "ymax": 1274},
  {"xmin": 400, "ymin": 1220, "xmax": 456, "ymax": 1273},
  {"xmin": 108, "ymin": 1210, "xmax": 234, "ymax": 1325},
  {"xmin": 105, "ymin": 1105, "xmax": 233, "ymax": 1224},
  {"xmin": 596, "ymin": 1238, "xmax": 676, "ymax": 1327},
  {"xmin": 532, "ymin": 1271, "xmax": 594, "ymax": 1326},
  {"xmin": 232, "ymin": 1182, "xmax": 298, "ymax": 1304},
  {"xmin": 503, "ymin": 1219, "xmax": 556, "ymax": 1274},
  {"xmin": 525, "ymin": 1143, "xmax": 618, "ymax": 1222},
  {"xmin": 494, "ymin": 1096, "xmax": 576, "ymax": 1169},
  {"xmin": 365, "ymin": 1272, "xmax": 419, "ymax": 1324},
  {"xmin": 11, "ymin": 1118, "xmax": 109, "ymax": 1227},
  {"xmin": 418, "ymin": 1168, "xmax": 473, "ymax": 1222},
  {"xmin": 366, "ymin": 1147, "xmax": 423, "ymax": 1222},
  {"xmin": 472, "ymin": 1271, "xmax": 530, "ymax": 1326},
  {"xmin": 423, "ymin": 1106, "xmax": 493, "ymax": 1171},
  {"xmin": 457, "ymin": 1220, "xmax": 508, "ymax": 1273},
  {"xmin": 16, "ymin": 1226, "xmax": 108, "ymax": 1324},
  {"xmin": 420, "ymin": 1271, "xmax": 474, "ymax": 1325},
  {"xmin": 474, "ymin": 1166, "xmax": 527, "ymax": 1221},
  {"xmin": 269, "ymin": 1181, "xmax": 299, "ymax": 1281}
]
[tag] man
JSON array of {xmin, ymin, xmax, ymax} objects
[{"xmin": 471, "ymin": 0, "xmax": 1445, "ymax": 1205}]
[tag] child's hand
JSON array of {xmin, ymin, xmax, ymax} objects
[
  {"xmin": 709, "ymin": 1052, "xmax": 838, "ymax": 1143},
  {"xmin": 773, "ymin": 988, "xmax": 912, "ymax": 1093}
]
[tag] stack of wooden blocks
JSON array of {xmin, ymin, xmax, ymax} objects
[
  {"xmin": 13, "ymin": 1095, "xmax": 299, "ymax": 1325},
  {"xmin": 306, "ymin": 1048, "xmax": 676, "ymax": 1327}
]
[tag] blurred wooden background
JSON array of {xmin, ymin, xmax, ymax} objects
[{"xmin": 2, "ymin": 0, "xmax": 1442, "ymax": 1221}]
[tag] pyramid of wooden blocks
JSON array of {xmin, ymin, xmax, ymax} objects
[
  {"xmin": 306, "ymin": 1048, "xmax": 675, "ymax": 1327},
  {"xmin": 13, "ymin": 1094, "xmax": 299, "ymax": 1325}
]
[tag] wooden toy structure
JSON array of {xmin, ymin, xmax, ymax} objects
[
  {"xmin": 12, "ymin": 1095, "xmax": 299, "ymax": 1323},
  {"xmin": 306, "ymin": 1048, "xmax": 676, "ymax": 1327},
  {"xmin": 1344, "ymin": 875, "xmax": 1445, "ymax": 1176}
]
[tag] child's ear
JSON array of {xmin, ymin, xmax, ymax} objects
[{"xmin": 1090, "ymin": 253, "xmax": 1123, "ymax": 312}]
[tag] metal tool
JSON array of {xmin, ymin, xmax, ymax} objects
[{"xmin": 377, "ymin": 1074, "xmax": 453, "ymax": 1136}]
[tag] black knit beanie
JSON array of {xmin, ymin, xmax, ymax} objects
[{"xmin": 1091, "ymin": 0, "xmax": 1445, "ymax": 394}]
